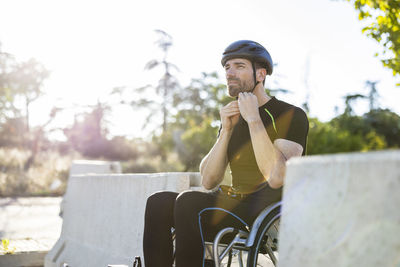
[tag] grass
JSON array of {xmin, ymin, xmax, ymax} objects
[{"xmin": 0, "ymin": 148, "xmax": 73, "ymax": 197}]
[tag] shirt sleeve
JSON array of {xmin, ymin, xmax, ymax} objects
[{"xmin": 276, "ymin": 107, "xmax": 309, "ymax": 155}]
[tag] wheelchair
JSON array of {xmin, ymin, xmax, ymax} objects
[{"xmin": 172, "ymin": 201, "xmax": 281, "ymax": 267}]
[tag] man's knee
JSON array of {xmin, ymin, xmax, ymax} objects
[
  {"xmin": 176, "ymin": 190, "xmax": 200, "ymax": 206},
  {"xmin": 145, "ymin": 191, "xmax": 178, "ymax": 213},
  {"xmin": 175, "ymin": 190, "xmax": 211, "ymax": 216}
]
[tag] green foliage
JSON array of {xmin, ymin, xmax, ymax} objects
[
  {"xmin": 172, "ymin": 72, "xmax": 231, "ymax": 126},
  {"xmin": 177, "ymin": 118, "xmax": 219, "ymax": 171},
  {"xmin": 307, "ymin": 117, "xmax": 365, "ymax": 154},
  {"xmin": 346, "ymin": 0, "xmax": 400, "ymax": 84},
  {"xmin": 331, "ymin": 108, "xmax": 400, "ymax": 148},
  {"xmin": 364, "ymin": 108, "xmax": 400, "ymax": 146},
  {"xmin": 307, "ymin": 108, "xmax": 396, "ymax": 155},
  {"xmin": 165, "ymin": 72, "xmax": 228, "ymax": 171}
]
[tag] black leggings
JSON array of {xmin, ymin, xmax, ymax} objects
[{"xmin": 143, "ymin": 186, "xmax": 281, "ymax": 267}]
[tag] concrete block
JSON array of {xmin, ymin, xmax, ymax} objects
[
  {"xmin": 278, "ymin": 150, "xmax": 400, "ymax": 267},
  {"xmin": 69, "ymin": 160, "xmax": 121, "ymax": 176},
  {"xmin": 59, "ymin": 160, "xmax": 123, "ymax": 217},
  {"xmin": 45, "ymin": 172, "xmax": 194, "ymax": 267},
  {"xmin": 188, "ymin": 172, "xmax": 201, "ymax": 187},
  {"xmin": 187, "ymin": 172, "xmax": 212, "ymax": 191}
]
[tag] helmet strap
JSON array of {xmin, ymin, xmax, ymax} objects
[{"xmin": 251, "ymin": 62, "xmax": 259, "ymax": 93}]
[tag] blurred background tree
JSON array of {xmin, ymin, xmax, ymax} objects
[
  {"xmin": 112, "ymin": 30, "xmax": 181, "ymax": 162},
  {"xmin": 114, "ymin": 29, "xmax": 180, "ymax": 134},
  {"xmin": 63, "ymin": 101, "xmax": 139, "ymax": 161},
  {"xmin": 0, "ymin": 44, "xmax": 58, "ymax": 170},
  {"xmin": 168, "ymin": 72, "xmax": 229, "ymax": 171}
]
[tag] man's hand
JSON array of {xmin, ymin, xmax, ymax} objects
[
  {"xmin": 220, "ymin": 101, "xmax": 240, "ymax": 131},
  {"xmin": 238, "ymin": 92, "xmax": 260, "ymax": 123}
]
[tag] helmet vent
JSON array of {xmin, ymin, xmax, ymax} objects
[{"xmin": 223, "ymin": 43, "xmax": 249, "ymax": 55}]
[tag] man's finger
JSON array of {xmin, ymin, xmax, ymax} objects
[
  {"xmin": 222, "ymin": 106, "xmax": 240, "ymax": 113},
  {"xmin": 226, "ymin": 101, "xmax": 239, "ymax": 107},
  {"xmin": 221, "ymin": 110, "xmax": 240, "ymax": 117}
]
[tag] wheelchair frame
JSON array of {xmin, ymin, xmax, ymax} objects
[
  {"xmin": 210, "ymin": 201, "xmax": 281, "ymax": 267},
  {"xmin": 173, "ymin": 201, "xmax": 281, "ymax": 267}
]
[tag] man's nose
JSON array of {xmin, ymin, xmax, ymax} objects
[{"xmin": 226, "ymin": 68, "xmax": 236, "ymax": 78}]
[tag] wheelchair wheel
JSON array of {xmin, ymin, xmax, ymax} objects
[{"xmin": 246, "ymin": 206, "xmax": 280, "ymax": 267}]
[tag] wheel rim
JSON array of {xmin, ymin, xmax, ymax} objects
[{"xmin": 248, "ymin": 213, "xmax": 280, "ymax": 267}]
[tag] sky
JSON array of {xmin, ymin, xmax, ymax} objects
[{"xmin": 1, "ymin": 0, "xmax": 399, "ymax": 139}]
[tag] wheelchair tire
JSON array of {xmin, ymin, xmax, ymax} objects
[{"xmin": 246, "ymin": 205, "xmax": 280, "ymax": 267}]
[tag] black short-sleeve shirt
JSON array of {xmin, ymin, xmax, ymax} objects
[{"xmin": 226, "ymin": 97, "xmax": 309, "ymax": 193}]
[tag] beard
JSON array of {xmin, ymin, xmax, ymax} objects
[{"xmin": 227, "ymin": 78, "xmax": 255, "ymax": 97}]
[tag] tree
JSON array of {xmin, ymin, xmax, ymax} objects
[
  {"xmin": 365, "ymin": 80, "xmax": 380, "ymax": 110},
  {"xmin": 308, "ymin": 82, "xmax": 400, "ymax": 155},
  {"xmin": 63, "ymin": 101, "xmax": 139, "ymax": 161},
  {"xmin": 146, "ymin": 30, "xmax": 180, "ymax": 133},
  {"xmin": 307, "ymin": 117, "xmax": 365, "ymax": 154},
  {"xmin": 0, "ymin": 45, "xmax": 49, "ymax": 133},
  {"xmin": 111, "ymin": 30, "xmax": 181, "ymax": 161},
  {"xmin": 10, "ymin": 58, "xmax": 49, "ymax": 132},
  {"xmin": 63, "ymin": 101, "xmax": 110, "ymax": 158},
  {"xmin": 0, "ymin": 117, "xmax": 26, "ymax": 147},
  {"xmin": 0, "ymin": 45, "xmax": 19, "ymax": 122},
  {"xmin": 343, "ymin": 93, "xmax": 367, "ymax": 115},
  {"xmin": 363, "ymin": 108, "xmax": 400, "ymax": 147},
  {"xmin": 172, "ymin": 72, "xmax": 231, "ymax": 127},
  {"xmin": 120, "ymin": 30, "xmax": 180, "ymax": 134},
  {"xmin": 0, "ymin": 44, "xmax": 55, "ymax": 167},
  {"xmin": 345, "ymin": 0, "xmax": 400, "ymax": 84}
]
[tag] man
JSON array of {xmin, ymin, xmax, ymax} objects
[{"xmin": 143, "ymin": 40, "xmax": 309, "ymax": 267}]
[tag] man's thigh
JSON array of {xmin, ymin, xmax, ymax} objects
[
  {"xmin": 198, "ymin": 195, "xmax": 262, "ymax": 241},
  {"xmin": 175, "ymin": 190, "xmax": 258, "ymax": 241}
]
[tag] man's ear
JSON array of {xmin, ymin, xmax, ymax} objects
[{"xmin": 257, "ymin": 68, "xmax": 267, "ymax": 83}]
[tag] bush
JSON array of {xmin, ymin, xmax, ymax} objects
[{"xmin": 0, "ymin": 148, "xmax": 72, "ymax": 197}]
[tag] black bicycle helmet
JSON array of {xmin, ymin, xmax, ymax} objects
[{"xmin": 221, "ymin": 40, "xmax": 273, "ymax": 75}]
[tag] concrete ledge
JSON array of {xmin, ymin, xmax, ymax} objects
[
  {"xmin": 0, "ymin": 251, "xmax": 47, "ymax": 267},
  {"xmin": 45, "ymin": 172, "xmax": 201, "ymax": 267},
  {"xmin": 69, "ymin": 160, "xmax": 122, "ymax": 175},
  {"xmin": 278, "ymin": 150, "xmax": 400, "ymax": 267}
]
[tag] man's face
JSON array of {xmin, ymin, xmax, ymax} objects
[{"xmin": 224, "ymin": 58, "xmax": 255, "ymax": 97}]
